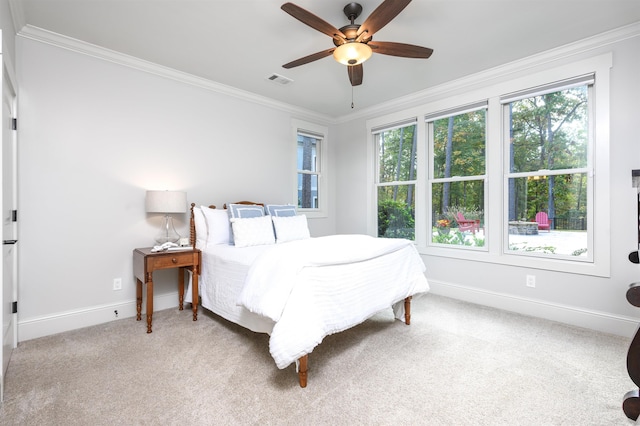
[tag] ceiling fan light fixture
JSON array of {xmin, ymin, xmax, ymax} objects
[{"xmin": 333, "ymin": 42, "xmax": 372, "ymax": 66}]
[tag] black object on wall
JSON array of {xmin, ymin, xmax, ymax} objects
[{"xmin": 623, "ymin": 170, "xmax": 640, "ymax": 420}]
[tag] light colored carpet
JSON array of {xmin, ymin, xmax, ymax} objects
[{"xmin": 0, "ymin": 294, "xmax": 635, "ymax": 425}]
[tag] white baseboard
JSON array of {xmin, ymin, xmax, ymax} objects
[
  {"xmin": 18, "ymin": 283, "xmax": 639, "ymax": 341},
  {"xmin": 428, "ymin": 279, "xmax": 639, "ymax": 338},
  {"xmin": 18, "ymin": 292, "xmax": 180, "ymax": 342}
]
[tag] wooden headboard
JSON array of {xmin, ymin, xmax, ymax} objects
[
  {"xmin": 189, "ymin": 201, "xmax": 265, "ymax": 249},
  {"xmin": 222, "ymin": 201, "xmax": 265, "ymax": 209}
]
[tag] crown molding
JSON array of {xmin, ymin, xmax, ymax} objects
[
  {"xmin": 16, "ymin": 20, "xmax": 639, "ymax": 126},
  {"xmin": 17, "ymin": 25, "xmax": 335, "ymax": 125},
  {"xmin": 337, "ymin": 21, "xmax": 640, "ymax": 124},
  {"xmin": 8, "ymin": 0, "xmax": 26, "ymax": 35}
]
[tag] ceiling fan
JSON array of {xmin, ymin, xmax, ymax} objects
[{"xmin": 281, "ymin": 0, "xmax": 434, "ymax": 86}]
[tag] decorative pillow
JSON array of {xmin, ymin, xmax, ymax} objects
[
  {"xmin": 271, "ymin": 214, "xmax": 310, "ymax": 243},
  {"xmin": 200, "ymin": 206, "xmax": 231, "ymax": 246},
  {"xmin": 265, "ymin": 204, "xmax": 297, "ymax": 217},
  {"xmin": 192, "ymin": 207, "xmax": 208, "ymax": 249},
  {"xmin": 230, "ymin": 215, "xmax": 275, "ymax": 248},
  {"xmin": 227, "ymin": 203, "xmax": 265, "ymax": 219},
  {"xmin": 227, "ymin": 204, "xmax": 265, "ymax": 245}
]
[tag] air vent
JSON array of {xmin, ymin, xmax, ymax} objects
[{"xmin": 266, "ymin": 73, "xmax": 293, "ymax": 85}]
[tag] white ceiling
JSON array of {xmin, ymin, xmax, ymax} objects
[{"xmin": 14, "ymin": 0, "xmax": 640, "ymax": 118}]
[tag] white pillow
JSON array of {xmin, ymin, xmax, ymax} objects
[
  {"xmin": 230, "ymin": 215, "xmax": 275, "ymax": 248},
  {"xmin": 192, "ymin": 207, "xmax": 208, "ymax": 250},
  {"xmin": 271, "ymin": 214, "xmax": 310, "ymax": 243},
  {"xmin": 200, "ymin": 206, "xmax": 231, "ymax": 246}
]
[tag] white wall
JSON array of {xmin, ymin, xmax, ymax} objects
[
  {"xmin": 15, "ymin": 19, "xmax": 640, "ymax": 341},
  {"xmin": 0, "ymin": 0, "xmax": 16, "ymax": 69},
  {"xmin": 334, "ymin": 27, "xmax": 640, "ymax": 337},
  {"xmin": 16, "ymin": 36, "xmax": 336, "ymax": 340}
]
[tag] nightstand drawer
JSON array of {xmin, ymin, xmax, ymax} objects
[{"xmin": 148, "ymin": 252, "xmax": 196, "ymax": 269}]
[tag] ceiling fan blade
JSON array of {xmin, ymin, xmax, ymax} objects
[
  {"xmin": 368, "ymin": 41, "xmax": 433, "ymax": 58},
  {"xmin": 356, "ymin": 0, "xmax": 411, "ymax": 38},
  {"xmin": 348, "ymin": 64, "xmax": 363, "ymax": 86},
  {"xmin": 281, "ymin": 3, "xmax": 346, "ymax": 40},
  {"xmin": 283, "ymin": 48, "xmax": 336, "ymax": 69}
]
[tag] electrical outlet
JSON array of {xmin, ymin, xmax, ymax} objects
[
  {"xmin": 526, "ymin": 275, "xmax": 536, "ymax": 288},
  {"xmin": 113, "ymin": 278, "xmax": 122, "ymax": 291}
]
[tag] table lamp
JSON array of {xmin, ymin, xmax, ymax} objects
[{"xmin": 145, "ymin": 190, "xmax": 187, "ymax": 244}]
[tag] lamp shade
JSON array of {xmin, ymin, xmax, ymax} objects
[
  {"xmin": 333, "ymin": 42, "xmax": 372, "ymax": 66},
  {"xmin": 145, "ymin": 190, "xmax": 187, "ymax": 213}
]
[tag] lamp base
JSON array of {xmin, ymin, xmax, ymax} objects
[{"xmin": 155, "ymin": 214, "xmax": 181, "ymax": 244}]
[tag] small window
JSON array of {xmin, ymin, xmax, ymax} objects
[
  {"xmin": 297, "ymin": 132, "xmax": 320, "ymax": 209},
  {"xmin": 292, "ymin": 119, "xmax": 328, "ymax": 217}
]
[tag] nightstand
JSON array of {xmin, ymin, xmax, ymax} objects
[{"xmin": 132, "ymin": 247, "xmax": 201, "ymax": 333}]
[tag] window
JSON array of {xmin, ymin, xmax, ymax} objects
[
  {"xmin": 367, "ymin": 54, "xmax": 610, "ymax": 276},
  {"xmin": 427, "ymin": 103, "xmax": 487, "ymax": 248},
  {"xmin": 297, "ymin": 132, "xmax": 320, "ymax": 209},
  {"xmin": 374, "ymin": 122, "xmax": 417, "ymax": 240},
  {"xmin": 292, "ymin": 119, "xmax": 327, "ymax": 217},
  {"xmin": 503, "ymin": 76, "xmax": 592, "ymax": 260}
]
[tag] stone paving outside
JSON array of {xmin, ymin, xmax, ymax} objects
[{"xmin": 435, "ymin": 228, "xmax": 588, "ymax": 257}]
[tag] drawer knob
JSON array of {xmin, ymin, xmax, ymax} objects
[{"xmin": 172, "ymin": 258, "xmax": 177, "ymax": 263}]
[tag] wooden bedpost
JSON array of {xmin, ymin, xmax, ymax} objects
[
  {"xmin": 298, "ymin": 355, "xmax": 308, "ymax": 388},
  {"xmin": 404, "ymin": 296, "xmax": 412, "ymax": 325},
  {"xmin": 190, "ymin": 203, "xmax": 197, "ymax": 249}
]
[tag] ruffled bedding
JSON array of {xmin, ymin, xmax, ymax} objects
[{"xmin": 236, "ymin": 234, "xmax": 429, "ymax": 369}]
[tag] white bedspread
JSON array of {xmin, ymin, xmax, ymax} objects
[{"xmin": 237, "ymin": 234, "xmax": 429, "ymax": 369}]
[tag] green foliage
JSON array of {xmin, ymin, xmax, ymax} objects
[
  {"xmin": 426, "ymin": 85, "xmax": 589, "ymax": 233},
  {"xmin": 508, "ymin": 86, "xmax": 589, "ymax": 224},
  {"xmin": 378, "ymin": 199, "xmax": 415, "ymax": 239},
  {"xmin": 432, "ymin": 229, "xmax": 485, "ymax": 247},
  {"xmin": 378, "ymin": 125, "xmax": 417, "ymax": 183},
  {"xmin": 433, "ymin": 111, "xmax": 486, "ymax": 179}
]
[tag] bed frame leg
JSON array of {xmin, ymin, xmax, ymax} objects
[
  {"xmin": 404, "ymin": 296, "xmax": 412, "ymax": 325},
  {"xmin": 298, "ymin": 355, "xmax": 308, "ymax": 388}
]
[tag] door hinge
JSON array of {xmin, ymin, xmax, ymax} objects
[
  {"xmin": 11, "ymin": 301, "xmax": 17, "ymax": 314},
  {"xmin": 11, "ymin": 210, "xmax": 17, "ymax": 222},
  {"xmin": 11, "ymin": 118, "xmax": 17, "ymax": 131}
]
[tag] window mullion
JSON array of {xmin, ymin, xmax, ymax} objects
[{"xmin": 506, "ymin": 168, "xmax": 590, "ymax": 179}]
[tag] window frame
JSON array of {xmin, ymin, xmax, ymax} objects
[
  {"xmin": 373, "ymin": 120, "xmax": 419, "ymax": 240},
  {"xmin": 426, "ymin": 103, "xmax": 489, "ymax": 250},
  {"xmin": 292, "ymin": 119, "xmax": 328, "ymax": 218},
  {"xmin": 502, "ymin": 76, "xmax": 594, "ymax": 262},
  {"xmin": 366, "ymin": 53, "xmax": 611, "ymax": 277}
]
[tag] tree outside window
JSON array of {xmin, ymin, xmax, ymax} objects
[
  {"xmin": 429, "ymin": 107, "xmax": 486, "ymax": 247},
  {"xmin": 505, "ymin": 82, "xmax": 590, "ymax": 258},
  {"xmin": 375, "ymin": 123, "xmax": 417, "ymax": 240}
]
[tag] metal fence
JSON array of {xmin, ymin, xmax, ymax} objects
[{"xmin": 552, "ymin": 217, "xmax": 586, "ymax": 231}]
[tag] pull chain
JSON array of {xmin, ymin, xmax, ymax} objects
[{"xmin": 351, "ymin": 85, "xmax": 355, "ymax": 109}]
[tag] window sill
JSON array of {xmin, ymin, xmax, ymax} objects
[
  {"xmin": 417, "ymin": 245, "xmax": 609, "ymax": 278},
  {"xmin": 299, "ymin": 209, "xmax": 327, "ymax": 219}
]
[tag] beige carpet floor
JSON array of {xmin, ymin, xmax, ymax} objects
[{"xmin": 0, "ymin": 294, "xmax": 635, "ymax": 425}]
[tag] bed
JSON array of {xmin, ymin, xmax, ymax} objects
[{"xmin": 187, "ymin": 201, "xmax": 429, "ymax": 387}]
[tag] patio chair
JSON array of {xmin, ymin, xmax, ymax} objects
[
  {"xmin": 535, "ymin": 211, "xmax": 551, "ymax": 232},
  {"xmin": 455, "ymin": 212, "xmax": 480, "ymax": 234}
]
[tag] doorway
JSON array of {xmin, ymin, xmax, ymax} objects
[{"xmin": 1, "ymin": 54, "xmax": 18, "ymax": 402}]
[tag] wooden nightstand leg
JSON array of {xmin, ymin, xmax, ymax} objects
[
  {"xmin": 146, "ymin": 278, "xmax": 153, "ymax": 333},
  {"xmin": 136, "ymin": 279, "xmax": 142, "ymax": 321},
  {"xmin": 192, "ymin": 268, "xmax": 199, "ymax": 321},
  {"xmin": 178, "ymin": 267, "xmax": 185, "ymax": 311}
]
